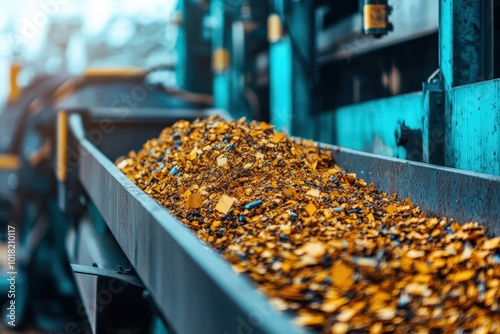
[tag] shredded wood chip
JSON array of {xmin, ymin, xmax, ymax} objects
[
  {"xmin": 186, "ymin": 193, "xmax": 203, "ymax": 209},
  {"xmin": 215, "ymin": 194, "xmax": 236, "ymax": 214},
  {"xmin": 116, "ymin": 116, "xmax": 500, "ymax": 333}
]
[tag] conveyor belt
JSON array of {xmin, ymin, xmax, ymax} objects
[
  {"xmin": 69, "ymin": 113, "xmax": 305, "ymax": 334},
  {"xmin": 68, "ymin": 113, "xmax": 500, "ymax": 334}
]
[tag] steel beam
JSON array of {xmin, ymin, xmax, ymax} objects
[
  {"xmin": 269, "ymin": 0, "xmax": 317, "ymax": 139},
  {"xmin": 439, "ymin": 0, "xmax": 494, "ymax": 88},
  {"xmin": 440, "ymin": 0, "xmax": 496, "ymax": 174}
]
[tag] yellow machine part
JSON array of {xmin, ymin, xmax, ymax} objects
[
  {"xmin": 212, "ymin": 48, "xmax": 230, "ymax": 73},
  {"xmin": 8, "ymin": 62, "xmax": 22, "ymax": 103},
  {"xmin": 56, "ymin": 111, "xmax": 68, "ymax": 182},
  {"xmin": 0, "ymin": 155, "xmax": 20, "ymax": 170},
  {"xmin": 268, "ymin": 14, "xmax": 284, "ymax": 43},
  {"xmin": 363, "ymin": 4, "xmax": 387, "ymax": 30},
  {"xmin": 83, "ymin": 67, "xmax": 144, "ymax": 78}
]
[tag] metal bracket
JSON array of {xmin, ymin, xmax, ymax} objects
[
  {"xmin": 71, "ymin": 263, "xmax": 144, "ymax": 288},
  {"xmin": 422, "ymin": 69, "xmax": 445, "ymax": 166},
  {"xmin": 395, "ymin": 121, "xmax": 423, "ymax": 162}
]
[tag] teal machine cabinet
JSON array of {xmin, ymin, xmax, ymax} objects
[{"xmin": 266, "ymin": 0, "xmax": 500, "ymax": 176}]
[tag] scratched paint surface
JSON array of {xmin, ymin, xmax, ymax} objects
[
  {"xmin": 448, "ymin": 79, "xmax": 500, "ymax": 175},
  {"xmin": 331, "ymin": 92, "xmax": 423, "ymax": 159}
]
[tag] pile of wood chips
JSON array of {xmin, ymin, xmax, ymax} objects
[{"xmin": 117, "ymin": 116, "xmax": 500, "ymax": 333}]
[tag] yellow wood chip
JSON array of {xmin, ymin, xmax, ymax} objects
[
  {"xmin": 305, "ymin": 203, "xmax": 317, "ymax": 216},
  {"xmin": 336, "ymin": 302, "xmax": 365, "ymax": 322},
  {"xmin": 215, "ymin": 194, "xmax": 236, "ymax": 214},
  {"xmin": 306, "ymin": 189, "xmax": 320, "ymax": 197},
  {"xmin": 186, "ymin": 193, "xmax": 203, "ymax": 209},
  {"xmin": 294, "ymin": 313, "xmax": 325, "ymax": 326},
  {"xmin": 482, "ymin": 237, "xmax": 500, "ymax": 250},
  {"xmin": 217, "ymin": 155, "xmax": 228, "ymax": 166},
  {"xmin": 406, "ymin": 250, "xmax": 425, "ymax": 259},
  {"xmin": 369, "ymin": 322, "xmax": 383, "ymax": 334},
  {"xmin": 405, "ymin": 197, "xmax": 415, "ymax": 208},
  {"xmin": 259, "ymin": 122, "xmax": 275, "ymax": 131},
  {"xmin": 211, "ymin": 220, "xmax": 222, "ymax": 230},
  {"xmin": 301, "ymin": 242, "xmax": 326, "ymax": 258},
  {"xmin": 449, "ymin": 270, "xmax": 475, "ymax": 282},
  {"xmin": 385, "ymin": 204, "xmax": 398, "ymax": 214},
  {"xmin": 330, "ymin": 322, "xmax": 349, "ymax": 334},
  {"xmin": 331, "ymin": 262, "xmax": 354, "ymax": 289},
  {"xmin": 272, "ymin": 132, "xmax": 286, "ymax": 143},
  {"xmin": 321, "ymin": 297, "xmax": 348, "ymax": 313}
]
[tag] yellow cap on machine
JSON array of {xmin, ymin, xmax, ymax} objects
[
  {"xmin": 8, "ymin": 62, "xmax": 22, "ymax": 103},
  {"xmin": 268, "ymin": 14, "xmax": 283, "ymax": 43}
]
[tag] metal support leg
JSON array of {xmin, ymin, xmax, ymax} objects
[
  {"xmin": 211, "ymin": 0, "xmax": 231, "ymax": 112},
  {"xmin": 440, "ymin": 0, "xmax": 494, "ymax": 88},
  {"xmin": 422, "ymin": 75, "xmax": 445, "ymax": 166},
  {"xmin": 439, "ymin": 0, "xmax": 495, "ymax": 171},
  {"xmin": 269, "ymin": 0, "xmax": 317, "ymax": 138}
]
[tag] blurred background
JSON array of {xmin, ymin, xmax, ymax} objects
[{"xmin": 0, "ymin": 0, "xmax": 179, "ymax": 110}]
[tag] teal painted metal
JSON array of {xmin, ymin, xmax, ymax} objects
[
  {"xmin": 422, "ymin": 78, "xmax": 445, "ymax": 166},
  {"xmin": 213, "ymin": 74, "xmax": 230, "ymax": 111},
  {"xmin": 438, "ymin": 0, "xmax": 497, "ymax": 175},
  {"xmin": 269, "ymin": 37, "xmax": 293, "ymax": 133},
  {"xmin": 175, "ymin": 1, "xmax": 212, "ymax": 94},
  {"xmin": 439, "ymin": 0, "xmax": 493, "ymax": 88},
  {"xmin": 318, "ymin": 112, "xmax": 334, "ymax": 144},
  {"xmin": 448, "ymin": 79, "xmax": 500, "ymax": 175},
  {"xmin": 265, "ymin": 0, "xmax": 499, "ymax": 176},
  {"xmin": 210, "ymin": 0, "xmax": 230, "ymax": 113},
  {"xmin": 268, "ymin": 0, "xmax": 317, "ymax": 139},
  {"xmin": 329, "ymin": 80, "xmax": 500, "ymax": 176},
  {"xmin": 175, "ymin": 0, "xmax": 188, "ymax": 90},
  {"xmin": 439, "ymin": 0, "xmax": 453, "ymax": 91},
  {"xmin": 332, "ymin": 93, "xmax": 423, "ymax": 159}
]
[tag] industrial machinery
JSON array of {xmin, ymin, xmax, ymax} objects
[{"xmin": 0, "ymin": 0, "xmax": 499, "ymax": 333}]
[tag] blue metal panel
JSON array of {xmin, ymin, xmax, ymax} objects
[
  {"xmin": 448, "ymin": 79, "xmax": 500, "ymax": 175},
  {"xmin": 269, "ymin": 37, "xmax": 293, "ymax": 133},
  {"xmin": 439, "ymin": 0, "xmax": 493, "ymax": 88},
  {"xmin": 213, "ymin": 74, "xmax": 230, "ymax": 111},
  {"xmin": 318, "ymin": 112, "xmax": 334, "ymax": 144},
  {"xmin": 210, "ymin": 0, "xmax": 229, "ymax": 112},
  {"xmin": 439, "ymin": 0, "xmax": 453, "ymax": 91},
  {"xmin": 332, "ymin": 93, "xmax": 423, "ymax": 159}
]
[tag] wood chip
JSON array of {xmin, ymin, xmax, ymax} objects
[
  {"xmin": 186, "ymin": 193, "xmax": 203, "ymax": 209},
  {"xmin": 215, "ymin": 194, "xmax": 236, "ymax": 214}
]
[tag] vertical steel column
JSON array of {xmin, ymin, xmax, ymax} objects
[
  {"xmin": 269, "ymin": 0, "xmax": 293, "ymax": 133},
  {"xmin": 269, "ymin": 0, "xmax": 317, "ymax": 138},
  {"xmin": 175, "ymin": 0, "xmax": 212, "ymax": 94},
  {"xmin": 440, "ymin": 0, "xmax": 493, "ymax": 88},
  {"xmin": 439, "ymin": 0, "xmax": 494, "ymax": 169},
  {"xmin": 211, "ymin": 0, "xmax": 231, "ymax": 112},
  {"xmin": 288, "ymin": 0, "xmax": 317, "ymax": 139}
]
